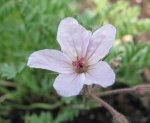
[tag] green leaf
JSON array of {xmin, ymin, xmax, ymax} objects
[
  {"xmin": 24, "ymin": 112, "xmax": 53, "ymax": 123},
  {"xmin": 0, "ymin": 63, "xmax": 17, "ymax": 79},
  {"xmin": 54, "ymin": 107, "xmax": 79, "ymax": 123}
]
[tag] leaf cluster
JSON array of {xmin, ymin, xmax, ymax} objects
[{"xmin": 0, "ymin": 0, "xmax": 150, "ymax": 123}]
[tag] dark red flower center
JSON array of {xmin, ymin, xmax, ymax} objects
[{"xmin": 72, "ymin": 57, "xmax": 87, "ymax": 73}]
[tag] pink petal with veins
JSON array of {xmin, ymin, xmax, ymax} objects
[
  {"xmin": 27, "ymin": 49, "xmax": 73, "ymax": 74},
  {"xmin": 84, "ymin": 61, "xmax": 115, "ymax": 87},
  {"xmin": 86, "ymin": 24, "xmax": 116, "ymax": 65},
  {"xmin": 57, "ymin": 17, "xmax": 92, "ymax": 60},
  {"xmin": 53, "ymin": 73, "xmax": 85, "ymax": 97}
]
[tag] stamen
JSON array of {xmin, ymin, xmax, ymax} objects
[{"xmin": 72, "ymin": 56, "xmax": 87, "ymax": 73}]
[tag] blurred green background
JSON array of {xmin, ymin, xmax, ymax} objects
[{"xmin": 0, "ymin": 0, "xmax": 150, "ymax": 123}]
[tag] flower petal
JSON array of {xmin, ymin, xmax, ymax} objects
[
  {"xmin": 86, "ymin": 24, "xmax": 116, "ymax": 65},
  {"xmin": 84, "ymin": 61, "xmax": 115, "ymax": 87},
  {"xmin": 57, "ymin": 17, "xmax": 92, "ymax": 60},
  {"xmin": 53, "ymin": 73, "xmax": 85, "ymax": 97},
  {"xmin": 27, "ymin": 49, "xmax": 73, "ymax": 73}
]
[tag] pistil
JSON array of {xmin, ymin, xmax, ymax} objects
[{"xmin": 72, "ymin": 57, "xmax": 88, "ymax": 73}]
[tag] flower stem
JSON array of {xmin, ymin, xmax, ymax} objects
[
  {"xmin": 96, "ymin": 88, "xmax": 134, "ymax": 97},
  {"xmin": 87, "ymin": 86, "xmax": 119, "ymax": 116}
]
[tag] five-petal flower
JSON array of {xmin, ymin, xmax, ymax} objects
[{"xmin": 27, "ymin": 17, "xmax": 116, "ymax": 97}]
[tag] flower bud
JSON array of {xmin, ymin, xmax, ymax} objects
[
  {"xmin": 113, "ymin": 113, "xmax": 129, "ymax": 123},
  {"xmin": 134, "ymin": 84, "xmax": 150, "ymax": 95}
]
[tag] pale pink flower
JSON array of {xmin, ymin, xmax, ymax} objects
[{"xmin": 27, "ymin": 17, "xmax": 116, "ymax": 97}]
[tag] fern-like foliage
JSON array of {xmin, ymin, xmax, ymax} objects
[
  {"xmin": 24, "ymin": 112, "xmax": 53, "ymax": 123},
  {"xmin": 0, "ymin": 0, "xmax": 150, "ymax": 123},
  {"xmin": 24, "ymin": 108, "xmax": 79, "ymax": 123},
  {"xmin": 79, "ymin": 0, "xmax": 150, "ymax": 38},
  {"xmin": 106, "ymin": 42, "xmax": 150, "ymax": 86},
  {"xmin": 54, "ymin": 108, "xmax": 79, "ymax": 123}
]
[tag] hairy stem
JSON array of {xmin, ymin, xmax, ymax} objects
[
  {"xmin": 96, "ymin": 88, "xmax": 134, "ymax": 97},
  {"xmin": 87, "ymin": 86, "xmax": 119, "ymax": 116}
]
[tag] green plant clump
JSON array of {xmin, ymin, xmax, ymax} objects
[{"xmin": 0, "ymin": 0, "xmax": 150, "ymax": 123}]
